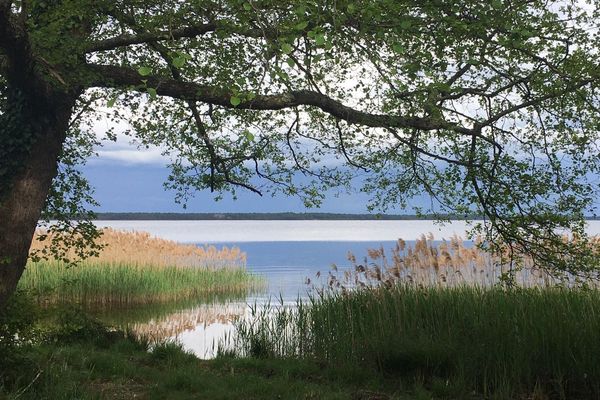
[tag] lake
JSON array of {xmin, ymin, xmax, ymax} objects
[
  {"xmin": 92, "ymin": 219, "xmax": 600, "ymax": 358},
  {"xmin": 93, "ymin": 220, "xmax": 477, "ymax": 302}
]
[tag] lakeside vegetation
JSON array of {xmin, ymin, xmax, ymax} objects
[
  {"xmin": 20, "ymin": 261, "xmax": 258, "ymax": 306},
  {"xmin": 339, "ymin": 235, "xmax": 600, "ymax": 288},
  {"xmin": 0, "ymin": 296, "xmax": 392, "ymax": 400},
  {"xmin": 3, "ymin": 231, "xmax": 600, "ymax": 398},
  {"xmin": 4, "ymin": 285, "xmax": 600, "ymax": 399},
  {"xmin": 231, "ymin": 286, "xmax": 600, "ymax": 399},
  {"xmin": 22, "ymin": 229, "xmax": 261, "ymax": 306}
]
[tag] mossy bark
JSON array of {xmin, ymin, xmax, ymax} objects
[{"xmin": 0, "ymin": 95, "xmax": 74, "ymax": 308}]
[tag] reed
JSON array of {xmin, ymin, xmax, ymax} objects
[
  {"xmin": 338, "ymin": 234, "xmax": 600, "ymax": 289},
  {"xmin": 22, "ymin": 228, "xmax": 261, "ymax": 306},
  {"xmin": 231, "ymin": 286, "xmax": 600, "ymax": 398},
  {"xmin": 30, "ymin": 228, "xmax": 247, "ymax": 270}
]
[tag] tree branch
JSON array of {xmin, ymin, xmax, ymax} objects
[
  {"xmin": 0, "ymin": 53, "xmax": 7, "ymax": 74},
  {"xmin": 0, "ymin": 1, "xmax": 37, "ymax": 89},
  {"xmin": 86, "ymin": 22, "xmax": 217, "ymax": 52},
  {"xmin": 85, "ymin": 18, "xmax": 279, "ymax": 53},
  {"xmin": 86, "ymin": 63, "xmax": 481, "ymax": 138},
  {"xmin": 478, "ymin": 78, "xmax": 595, "ymax": 129}
]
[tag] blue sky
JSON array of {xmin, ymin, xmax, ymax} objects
[
  {"xmin": 81, "ymin": 143, "xmax": 377, "ymax": 213},
  {"xmin": 80, "ymin": 132, "xmax": 600, "ymax": 216}
]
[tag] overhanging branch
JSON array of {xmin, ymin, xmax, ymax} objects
[{"xmin": 86, "ymin": 63, "xmax": 486, "ymax": 140}]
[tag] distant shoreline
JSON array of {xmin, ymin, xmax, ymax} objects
[
  {"xmin": 93, "ymin": 212, "xmax": 599, "ymax": 221},
  {"xmin": 95, "ymin": 212, "xmax": 468, "ymax": 221}
]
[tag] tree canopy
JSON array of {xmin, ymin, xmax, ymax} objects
[{"xmin": 1, "ymin": 0, "xmax": 600, "ymax": 302}]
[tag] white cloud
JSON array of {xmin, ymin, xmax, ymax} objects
[
  {"xmin": 85, "ymin": 109, "xmax": 172, "ymax": 166},
  {"xmin": 89, "ymin": 130, "xmax": 171, "ymax": 166},
  {"xmin": 94, "ymin": 147, "xmax": 169, "ymax": 165}
]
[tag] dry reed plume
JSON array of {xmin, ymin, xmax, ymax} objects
[
  {"xmin": 30, "ymin": 228, "xmax": 246, "ymax": 270},
  {"xmin": 330, "ymin": 234, "xmax": 600, "ymax": 289}
]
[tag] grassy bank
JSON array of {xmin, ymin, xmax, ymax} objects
[
  {"xmin": 0, "ymin": 297, "xmax": 399, "ymax": 400},
  {"xmin": 1, "ymin": 339, "xmax": 403, "ymax": 400},
  {"xmin": 233, "ymin": 286, "xmax": 600, "ymax": 399},
  {"xmin": 22, "ymin": 228, "xmax": 261, "ymax": 306},
  {"xmin": 4, "ymin": 287, "xmax": 600, "ymax": 399}
]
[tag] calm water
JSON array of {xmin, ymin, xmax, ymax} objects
[{"xmin": 92, "ymin": 219, "xmax": 600, "ymax": 358}]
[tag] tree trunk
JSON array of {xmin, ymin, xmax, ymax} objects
[{"xmin": 0, "ymin": 95, "xmax": 74, "ymax": 308}]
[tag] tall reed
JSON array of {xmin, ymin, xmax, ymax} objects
[
  {"xmin": 20, "ymin": 261, "xmax": 261, "ymax": 306},
  {"xmin": 231, "ymin": 286, "xmax": 600, "ymax": 398}
]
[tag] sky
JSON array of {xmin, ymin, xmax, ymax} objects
[{"xmin": 81, "ymin": 138, "xmax": 380, "ymax": 214}]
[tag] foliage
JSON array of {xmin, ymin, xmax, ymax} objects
[
  {"xmin": 0, "ymin": 291, "xmax": 39, "ymax": 353},
  {"xmin": 32, "ymin": 100, "xmax": 105, "ymax": 266},
  {"xmin": 1, "ymin": 1, "xmax": 599, "ymax": 275},
  {"xmin": 0, "ymin": 86, "xmax": 36, "ymax": 199}
]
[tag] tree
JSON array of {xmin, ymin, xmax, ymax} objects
[{"xmin": 1, "ymin": 0, "xmax": 599, "ymax": 306}]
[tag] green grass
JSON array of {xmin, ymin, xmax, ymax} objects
[
  {"xmin": 7, "ymin": 287, "xmax": 600, "ymax": 399},
  {"xmin": 19, "ymin": 260, "xmax": 263, "ymax": 306},
  {"xmin": 0, "ymin": 301, "xmax": 406, "ymax": 400},
  {"xmin": 2, "ymin": 342, "xmax": 389, "ymax": 400},
  {"xmin": 232, "ymin": 286, "xmax": 600, "ymax": 399}
]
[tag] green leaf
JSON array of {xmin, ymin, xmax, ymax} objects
[
  {"xmin": 243, "ymin": 2, "xmax": 252, "ymax": 11},
  {"xmin": 242, "ymin": 129, "xmax": 255, "ymax": 141},
  {"xmin": 295, "ymin": 21, "xmax": 309, "ymax": 30},
  {"xmin": 137, "ymin": 66, "xmax": 152, "ymax": 76},
  {"xmin": 147, "ymin": 87, "xmax": 157, "ymax": 99},
  {"xmin": 286, "ymin": 57, "xmax": 296, "ymax": 67},
  {"xmin": 281, "ymin": 43, "xmax": 293, "ymax": 54},
  {"xmin": 172, "ymin": 56, "xmax": 186, "ymax": 68},
  {"xmin": 520, "ymin": 29, "xmax": 533, "ymax": 38},
  {"xmin": 400, "ymin": 20, "xmax": 411, "ymax": 30},
  {"xmin": 392, "ymin": 43, "xmax": 405, "ymax": 53},
  {"xmin": 347, "ymin": 3, "xmax": 356, "ymax": 13},
  {"xmin": 107, "ymin": 97, "xmax": 117, "ymax": 108},
  {"xmin": 315, "ymin": 34, "xmax": 326, "ymax": 46},
  {"xmin": 230, "ymin": 96, "xmax": 241, "ymax": 106}
]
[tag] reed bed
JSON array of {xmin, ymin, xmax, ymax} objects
[
  {"xmin": 30, "ymin": 228, "xmax": 247, "ymax": 270},
  {"xmin": 22, "ymin": 228, "xmax": 261, "ymax": 306},
  {"xmin": 20, "ymin": 261, "xmax": 260, "ymax": 306},
  {"xmin": 231, "ymin": 286, "xmax": 600, "ymax": 399},
  {"xmin": 229, "ymin": 236, "xmax": 600, "ymax": 398}
]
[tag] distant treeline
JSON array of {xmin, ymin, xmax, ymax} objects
[
  {"xmin": 93, "ymin": 212, "xmax": 480, "ymax": 221},
  {"xmin": 50, "ymin": 212, "xmax": 600, "ymax": 221}
]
